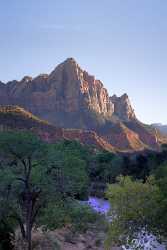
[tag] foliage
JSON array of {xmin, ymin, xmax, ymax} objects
[
  {"xmin": 0, "ymin": 132, "xmax": 90, "ymax": 250},
  {"xmin": 39, "ymin": 199, "xmax": 100, "ymax": 233},
  {"xmin": 104, "ymin": 146, "xmax": 167, "ymax": 249},
  {"xmin": 53, "ymin": 140, "xmax": 92, "ymax": 163},
  {"xmin": 105, "ymin": 176, "xmax": 161, "ymax": 249},
  {"xmin": 122, "ymin": 155, "xmax": 149, "ymax": 180},
  {"xmin": 45, "ymin": 143, "xmax": 89, "ymax": 199},
  {"xmin": 90, "ymin": 151, "xmax": 123, "ymax": 183},
  {"xmin": 154, "ymin": 163, "xmax": 167, "ymax": 237},
  {"xmin": 121, "ymin": 148, "xmax": 167, "ymax": 181},
  {"xmin": 68, "ymin": 201, "xmax": 100, "ymax": 232},
  {"xmin": 0, "ymin": 132, "xmax": 51, "ymax": 250},
  {"xmin": 2, "ymin": 130, "xmax": 167, "ymax": 250}
]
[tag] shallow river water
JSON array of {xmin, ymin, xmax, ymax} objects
[{"xmin": 86, "ymin": 197, "xmax": 166, "ymax": 250}]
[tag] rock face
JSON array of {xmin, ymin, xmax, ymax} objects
[
  {"xmin": 110, "ymin": 94, "xmax": 136, "ymax": 121},
  {"xmin": 0, "ymin": 58, "xmax": 120, "ymax": 123},
  {"xmin": 48, "ymin": 58, "xmax": 114, "ymax": 116},
  {"xmin": 0, "ymin": 105, "xmax": 114, "ymax": 152},
  {"xmin": 0, "ymin": 58, "xmax": 165, "ymax": 151}
]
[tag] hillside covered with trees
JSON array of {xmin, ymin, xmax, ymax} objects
[{"xmin": 0, "ymin": 131, "xmax": 167, "ymax": 249}]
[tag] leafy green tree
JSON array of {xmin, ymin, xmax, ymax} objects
[
  {"xmin": 38, "ymin": 199, "xmax": 100, "ymax": 233},
  {"xmin": 63, "ymin": 155, "xmax": 89, "ymax": 199},
  {"xmin": 45, "ymin": 143, "xmax": 89, "ymax": 199},
  {"xmin": 0, "ymin": 132, "xmax": 52, "ymax": 250},
  {"xmin": 90, "ymin": 152, "xmax": 123, "ymax": 183},
  {"xmin": 105, "ymin": 176, "xmax": 161, "ymax": 249},
  {"xmin": 0, "ymin": 132, "xmax": 90, "ymax": 250},
  {"xmin": 53, "ymin": 140, "xmax": 92, "ymax": 162}
]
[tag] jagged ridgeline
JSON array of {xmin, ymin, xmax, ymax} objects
[{"xmin": 0, "ymin": 58, "xmax": 166, "ymax": 151}]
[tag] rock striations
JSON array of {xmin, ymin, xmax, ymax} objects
[{"xmin": 0, "ymin": 58, "xmax": 165, "ymax": 152}]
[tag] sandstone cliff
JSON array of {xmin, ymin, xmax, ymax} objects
[{"xmin": 0, "ymin": 58, "xmax": 164, "ymax": 151}]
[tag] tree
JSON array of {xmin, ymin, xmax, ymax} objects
[
  {"xmin": 122, "ymin": 154, "xmax": 152, "ymax": 181},
  {"xmin": 0, "ymin": 132, "xmax": 54, "ymax": 250},
  {"xmin": 105, "ymin": 176, "xmax": 161, "ymax": 249},
  {"xmin": 45, "ymin": 143, "xmax": 89, "ymax": 199},
  {"xmin": 0, "ymin": 132, "xmax": 90, "ymax": 250},
  {"xmin": 90, "ymin": 152, "xmax": 123, "ymax": 183}
]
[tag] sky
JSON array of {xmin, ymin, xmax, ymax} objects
[{"xmin": 0, "ymin": 0, "xmax": 167, "ymax": 124}]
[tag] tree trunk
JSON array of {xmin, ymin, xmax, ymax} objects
[
  {"xmin": 25, "ymin": 216, "xmax": 32, "ymax": 250},
  {"xmin": 27, "ymin": 224, "xmax": 32, "ymax": 250},
  {"xmin": 18, "ymin": 218, "xmax": 26, "ymax": 239},
  {"xmin": 25, "ymin": 196, "xmax": 33, "ymax": 250},
  {"xmin": 20, "ymin": 223, "xmax": 26, "ymax": 240}
]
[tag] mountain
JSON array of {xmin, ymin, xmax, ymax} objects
[
  {"xmin": 0, "ymin": 105, "xmax": 114, "ymax": 152},
  {"xmin": 0, "ymin": 58, "xmax": 165, "ymax": 151},
  {"xmin": 152, "ymin": 123, "xmax": 167, "ymax": 136}
]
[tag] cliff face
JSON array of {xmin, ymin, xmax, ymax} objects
[
  {"xmin": 1, "ymin": 58, "xmax": 114, "ymax": 126},
  {"xmin": 48, "ymin": 58, "xmax": 114, "ymax": 116},
  {"xmin": 0, "ymin": 58, "xmax": 133, "ymax": 126},
  {"xmin": 110, "ymin": 94, "xmax": 136, "ymax": 121},
  {"xmin": 0, "ymin": 58, "xmax": 164, "ymax": 151},
  {"xmin": 0, "ymin": 106, "xmax": 114, "ymax": 152}
]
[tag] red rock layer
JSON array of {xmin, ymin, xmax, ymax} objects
[{"xmin": 0, "ymin": 58, "xmax": 165, "ymax": 151}]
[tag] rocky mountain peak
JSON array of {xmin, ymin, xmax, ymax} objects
[
  {"xmin": 21, "ymin": 76, "xmax": 33, "ymax": 83},
  {"xmin": 65, "ymin": 57, "xmax": 77, "ymax": 63},
  {"xmin": 0, "ymin": 58, "xmax": 165, "ymax": 151},
  {"xmin": 110, "ymin": 93, "xmax": 136, "ymax": 121},
  {"xmin": 49, "ymin": 57, "xmax": 82, "ymax": 82},
  {"xmin": 120, "ymin": 93, "xmax": 129, "ymax": 100},
  {"xmin": 46, "ymin": 58, "xmax": 114, "ymax": 117},
  {"xmin": 0, "ymin": 58, "xmax": 136, "ymax": 122}
]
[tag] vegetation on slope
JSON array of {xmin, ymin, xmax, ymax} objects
[
  {"xmin": 0, "ymin": 130, "xmax": 167, "ymax": 249},
  {"xmin": 0, "ymin": 132, "xmax": 98, "ymax": 250}
]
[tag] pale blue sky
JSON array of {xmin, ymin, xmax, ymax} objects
[{"xmin": 0, "ymin": 0, "xmax": 167, "ymax": 124}]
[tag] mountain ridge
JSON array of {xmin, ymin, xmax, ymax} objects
[
  {"xmin": 0, "ymin": 58, "xmax": 165, "ymax": 151},
  {"xmin": 0, "ymin": 105, "xmax": 115, "ymax": 152}
]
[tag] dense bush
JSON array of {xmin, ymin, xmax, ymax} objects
[
  {"xmin": 105, "ymin": 145, "xmax": 167, "ymax": 249},
  {"xmin": 38, "ymin": 198, "xmax": 102, "ymax": 233},
  {"xmin": 105, "ymin": 176, "xmax": 163, "ymax": 249},
  {"xmin": 90, "ymin": 151, "xmax": 123, "ymax": 183}
]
